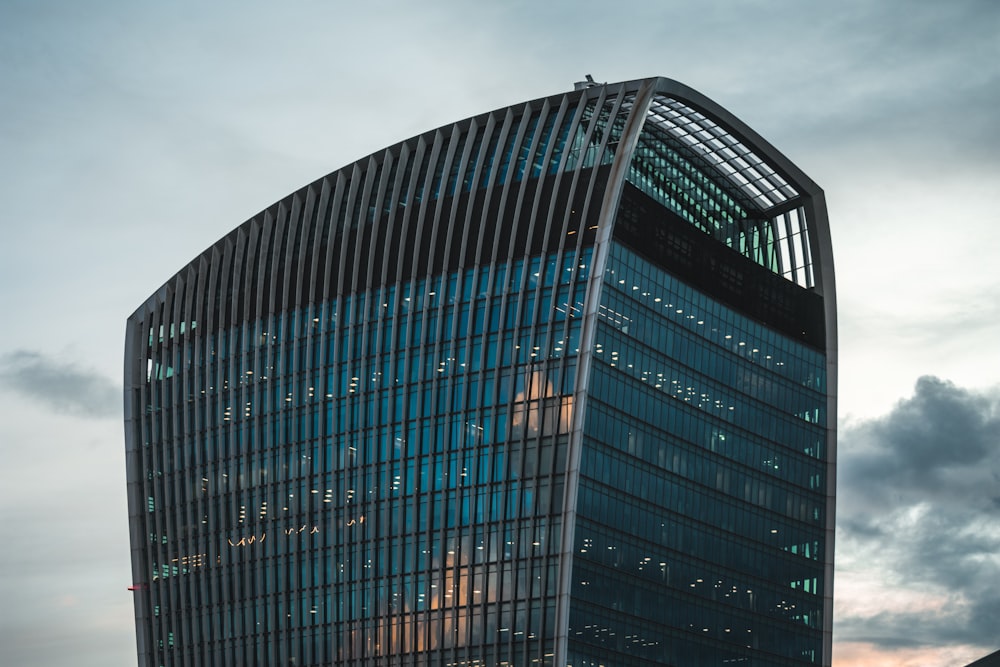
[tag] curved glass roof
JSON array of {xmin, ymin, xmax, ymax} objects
[
  {"xmin": 625, "ymin": 92, "xmax": 814, "ymax": 289},
  {"xmin": 645, "ymin": 96, "xmax": 799, "ymax": 212}
]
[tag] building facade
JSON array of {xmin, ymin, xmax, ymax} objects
[{"xmin": 124, "ymin": 77, "xmax": 836, "ymax": 667}]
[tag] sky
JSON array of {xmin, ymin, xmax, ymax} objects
[{"xmin": 0, "ymin": 1, "xmax": 998, "ymax": 665}]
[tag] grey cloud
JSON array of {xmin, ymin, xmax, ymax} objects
[
  {"xmin": 706, "ymin": 0, "xmax": 1000, "ymax": 169},
  {"xmin": 842, "ymin": 377, "xmax": 1000, "ymax": 503},
  {"xmin": 837, "ymin": 376, "xmax": 1000, "ymax": 648},
  {"xmin": 0, "ymin": 350, "xmax": 120, "ymax": 419}
]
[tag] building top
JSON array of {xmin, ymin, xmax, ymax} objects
[
  {"xmin": 130, "ymin": 76, "xmax": 833, "ymax": 333},
  {"xmin": 966, "ymin": 649, "xmax": 1000, "ymax": 667}
]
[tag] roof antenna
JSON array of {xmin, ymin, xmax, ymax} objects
[{"xmin": 574, "ymin": 74, "xmax": 601, "ymax": 90}]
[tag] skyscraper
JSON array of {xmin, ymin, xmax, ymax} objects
[{"xmin": 124, "ymin": 76, "xmax": 836, "ymax": 667}]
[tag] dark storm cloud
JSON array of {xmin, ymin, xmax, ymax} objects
[
  {"xmin": 841, "ymin": 377, "xmax": 1000, "ymax": 507},
  {"xmin": 837, "ymin": 376, "xmax": 1000, "ymax": 648},
  {"xmin": 0, "ymin": 350, "xmax": 119, "ymax": 418}
]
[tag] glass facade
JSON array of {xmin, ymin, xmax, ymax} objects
[
  {"xmin": 567, "ymin": 243, "xmax": 827, "ymax": 667},
  {"xmin": 125, "ymin": 77, "xmax": 835, "ymax": 667}
]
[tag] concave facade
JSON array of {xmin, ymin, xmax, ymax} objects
[{"xmin": 124, "ymin": 77, "xmax": 836, "ymax": 667}]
